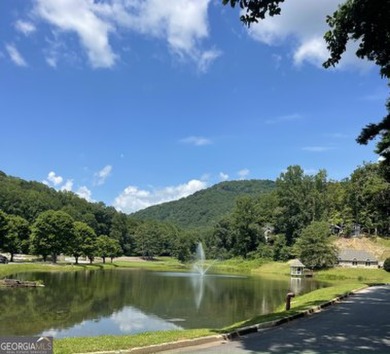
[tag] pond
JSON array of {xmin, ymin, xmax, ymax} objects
[{"xmin": 0, "ymin": 269, "xmax": 327, "ymax": 338}]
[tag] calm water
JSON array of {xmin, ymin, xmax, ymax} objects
[{"xmin": 0, "ymin": 269, "xmax": 326, "ymax": 338}]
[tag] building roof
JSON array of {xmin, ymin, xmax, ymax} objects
[
  {"xmin": 338, "ymin": 249, "xmax": 377, "ymax": 262},
  {"xmin": 289, "ymin": 259, "xmax": 305, "ymax": 268}
]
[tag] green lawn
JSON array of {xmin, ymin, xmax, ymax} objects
[{"xmin": 54, "ymin": 329, "xmax": 214, "ymax": 354}]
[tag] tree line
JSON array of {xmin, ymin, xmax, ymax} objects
[
  {"xmin": 204, "ymin": 163, "xmax": 390, "ymax": 268},
  {"xmin": 1, "ymin": 163, "xmax": 389, "ymax": 268}
]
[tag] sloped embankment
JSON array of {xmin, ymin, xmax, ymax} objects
[{"xmin": 334, "ymin": 237, "xmax": 390, "ymax": 261}]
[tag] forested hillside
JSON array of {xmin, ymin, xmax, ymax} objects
[
  {"xmin": 0, "ymin": 170, "xmax": 119, "ymax": 233},
  {"xmin": 1, "ymin": 163, "xmax": 390, "ymax": 269},
  {"xmin": 132, "ymin": 179, "xmax": 275, "ymax": 228}
]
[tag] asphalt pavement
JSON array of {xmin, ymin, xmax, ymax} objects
[{"xmin": 160, "ymin": 285, "xmax": 390, "ymax": 354}]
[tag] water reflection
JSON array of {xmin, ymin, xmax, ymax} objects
[
  {"xmin": 41, "ymin": 306, "xmax": 181, "ymax": 338},
  {"xmin": 190, "ymin": 275, "xmax": 205, "ymax": 309},
  {"xmin": 0, "ymin": 269, "xmax": 327, "ymax": 338}
]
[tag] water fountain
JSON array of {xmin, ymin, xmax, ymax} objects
[{"xmin": 192, "ymin": 242, "xmax": 214, "ymax": 276}]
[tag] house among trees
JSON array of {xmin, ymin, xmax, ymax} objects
[
  {"xmin": 289, "ymin": 259, "xmax": 306, "ymax": 277},
  {"xmin": 338, "ymin": 250, "xmax": 378, "ymax": 268}
]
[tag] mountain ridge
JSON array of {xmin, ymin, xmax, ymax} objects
[{"xmin": 132, "ymin": 179, "xmax": 275, "ymax": 229}]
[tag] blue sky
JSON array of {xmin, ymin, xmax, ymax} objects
[{"xmin": 0, "ymin": 0, "xmax": 387, "ymax": 213}]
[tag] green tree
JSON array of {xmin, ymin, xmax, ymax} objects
[
  {"xmin": 222, "ymin": 0, "xmax": 284, "ymax": 26},
  {"xmin": 2, "ymin": 214, "xmax": 30, "ymax": 262},
  {"xmin": 327, "ymin": 180, "xmax": 353, "ymax": 235},
  {"xmin": 158, "ymin": 222, "xmax": 179, "ymax": 256},
  {"xmin": 96, "ymin": 235, "xmax": 110, "ymax": 263},
  {"xmin": 254, "ymin": 191, "xmax": 279, "ymax": 228},
  {"xmin": 81, "ymin": 227, "xmax": 97, "ymax": 264},
  {"xmin": 107, "ymin": 238, "xmax": 122, "ymax": 263},
  {"xmin": 109, "ymin": 212, "xmax": 128, "ymax": 243},
  {"xmin": 70, "ymin": 221, "xmax": 97, "ymax": 264},
  {"xmin": 121, "ymin": 217, "xmax": 140, "ymax": 256},
  {"xmin": 96, "ymin": 235, "xmax": 122, "ymax": 263},
  {"xmin": 208, "ymin": 216, "xmax": 236, "ymax": 259},
  {"xmin": 294, "ymin": 221, "xmax": 338, "ymax": 270},
  {"xmin": 271, "ymin": 234, "xmax": 291, "ymax": 261},
  {"xmin": 171, "ymin": 229, "xmax": 196, "ymax": 263},
  {"xmin": 384, "ymin": 258, "xmax": 390, "ymax": 272},
  {"xmin": 0, "ymin": 210, "xmax": 8, "ymax": 250},
  {"xmin": 276, "ymin": 166, "xmax": 330, "ymax": 243},
  {"xmin": 347, "ymin": 163, "xmax": 390, "ymax": 235},
  {"xmin": 30, "ymin": 210, "xmax": 75, "ymax": 263},
  {"xmin": 231, "ymin": 196, "xmax": 265, "ymax": 258},
  {"xmin": 134, "ymin": 221, "xmax": 163, "ymax": 260},
  {"xmin": 275, "ymin": 166, "xmax": 314, "ymax": 243}
]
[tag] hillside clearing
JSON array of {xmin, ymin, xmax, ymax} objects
[{"xmin": 334, "ymin": 236, "xmax": 390, "ymax": 261}]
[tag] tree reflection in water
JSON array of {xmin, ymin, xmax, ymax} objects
[{"xmin": 0, "ymin": 269, "xmax": 327, "ymax": 338}]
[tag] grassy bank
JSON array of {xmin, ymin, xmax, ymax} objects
[
  {"xmin": 2, "ymin": 260, "xmax": 389, "ymax": 354},
  {"xmin": 54, "ymin": 329, "xmax": 213, "ymax": 354},
  {"xmin": 0, "ymin": 262, "xmax": 118, "ymax": 279},
  {"xmin": 220, "ymin": 282, "xmax": 364, "ymax": 332},
  {"xmin": 0, "ymin": 257, "xmax": 186, "ymax": 279}
]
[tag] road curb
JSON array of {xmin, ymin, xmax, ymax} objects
[
  {"xmin": 78, "ymin": 335, "xmax": 226, "ymax": 354},
  {"xmin": 225, "ymin": 285, "xmax": 372, "ymax": 341}
]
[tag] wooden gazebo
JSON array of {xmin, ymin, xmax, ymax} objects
[{"xmin": 289, "ymin": 259, "xmax": 306, "ymax": 277}]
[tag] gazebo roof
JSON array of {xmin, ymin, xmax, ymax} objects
[{"xmin": 289, "ymin": 259, "xmax": 305, "ymax": 268}]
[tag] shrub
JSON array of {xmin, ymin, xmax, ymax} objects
[{"xmin": 384, "ymin": 258, "xmax": 390, "ymax": 272}]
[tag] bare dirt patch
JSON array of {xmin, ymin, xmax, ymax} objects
[
  {"xmin": 334, "ymin": 237, "xmax": 390, "ymax": 260},
  {"xmin": 115, "ymin": 256, "xmax": 148, "ymax": 262}
]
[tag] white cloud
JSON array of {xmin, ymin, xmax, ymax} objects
[
  {"xmin": 94, "ymin": 165, "xmax": 112, "ymax": 186},
  {"xmin": 45, "ymin": 171, "xmax": 63, "ymax": 186},
  {"xmin": 60, "ymin": 179, "xmax": 74, "ymax": 191},
  {"xmin": 42, "ymin": 171, "xmax": 94, "ymax": 201},
  {"xmin": 114, "ymin": 179, "xmax": 207, "ymax": 213},
  {"xmin": 180, "ymin": 136, "xmax": 212, "ymax": 146},
  {"xmin": 198, "ymin": 49, "xmax": 222, "ymax": 73},
  {"xmin": 5, "ymin": 44, "xmax": 28, "ymax": 67},
  {"xmin": 76, "ymin": 186, "xmax": 93, "ymax": 202},
  {"xmin": 111, "ymin": 306, "xmax": 180, "ymax": 333},
  {"xmin": 219, "ymin": 172, "xmax": 229, "ymax": 181},
  {"xmin": 293, "ymin": 37, "xmax": 329, "ymax": 67},
  {"xmin": 247, "ymin": 0, "xmax": 372, "ymax": 71},
  {"xmin": 238, "ymin": 169, "xmax": 250, "ymax": 180},
  {"xmin": 15, "ymin": 20, "xmax": 36, "ymax": 35},
  {"xmin": 33, "ymin": 0, "xmax": 217, "ymax": 70},
  {"xmin": 35, "ymin": 0, "xmax": 116, "ymax": 68},
  {"xmin": 109, "ymin": 0, "xmax": 211, "ymax": 56}
]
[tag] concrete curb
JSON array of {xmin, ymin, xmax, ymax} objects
[
  {"xmin": 223, "ymin": 287, "xmax": 364, "ymax": 341},
  {"xmin": 78, "ymin": 335, "xmax": 226, "ymax": 354},
  {"xmin": 79, "ymin": 285, "xmax": 379, "ymax": 354}
]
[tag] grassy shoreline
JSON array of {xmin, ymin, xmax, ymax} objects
[{"xmin": 1, "ymin": 259, "xmax": 389, "ymax": 354}]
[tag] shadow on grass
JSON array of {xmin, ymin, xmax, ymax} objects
[{"xmin": 216, "ymin": 299, "xmax": 332, "ymax": 334}]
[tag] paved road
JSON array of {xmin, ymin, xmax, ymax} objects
[{"xmin": 162, "ymin": 285, "xmax": 390, "ymax": 354}]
